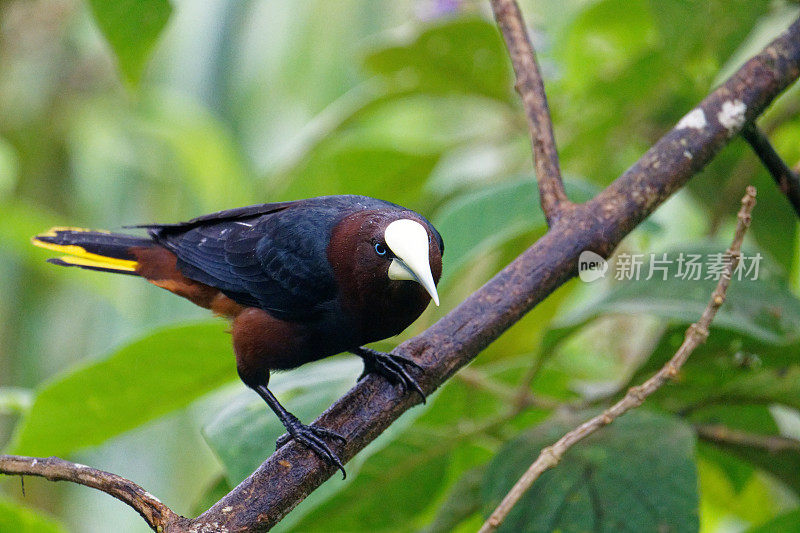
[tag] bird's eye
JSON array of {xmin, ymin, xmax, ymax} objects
[{"xmin": 374, "ymin": 242, "xmax": 388, "ymax": 256}]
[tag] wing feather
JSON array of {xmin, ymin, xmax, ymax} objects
[{"xmin": 151, "ymin": 201, "xmax": 341, "ymax": 319}]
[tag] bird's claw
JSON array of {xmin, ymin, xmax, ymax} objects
[
  {"xmin": 276, "ymin": 422, "xmax": 347, "ymax": 479},
  {"xmin": 360, "ymin": 350, "xmax": 427, "ymax": 404}
]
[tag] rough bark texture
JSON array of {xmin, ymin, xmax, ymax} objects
[
  {"xmin": 187, "ymin": 17, "xmax": 800, "ymax": 532},
  {"xmin": 490, "ymin": 0, "xmax": 570, "ymax": 223},
  {"xmin": 741, "ymin": 123, "xmax": 800, "ymax": 217},
  {"xmin": 0, "ymin": 455, "xmax": 180, "ymax": 530},
  {"xmin": 3, "ymin": 11, "xmax": 800, "ymax": 533},
  {"xmin": 479, "ymin": 187, "xmax": 757, "ymax": 532}
]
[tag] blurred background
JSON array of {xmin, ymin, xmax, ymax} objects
[{"xmin": 2, "ymin": 0, "xmax": 800, "ymax": 531}]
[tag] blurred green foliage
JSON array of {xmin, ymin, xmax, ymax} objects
[
  {"xmin": 0, "ymin": 497, "xmax": 65, "ymax": 533},
  {"xmin": 1, "ymin": 1, "xmax": 800, "ymax": 532},
  {"xmin": 482, "ymin": 411, "xmax": 698, "ymax": 533},
  {"xmin": 9, "ymin": 322, "xmax": 234, "ymax": 457},
  {"xmin": 86, "ymin": 0, "xmax": 172, "ymax": 85}
]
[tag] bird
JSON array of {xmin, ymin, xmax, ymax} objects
[{"xmin": 32, "ymin": 195, "xmax": 444, "ymax": 477}]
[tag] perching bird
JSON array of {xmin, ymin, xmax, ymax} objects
[{"xmin": 32, "ymin": 195, "xmax": 443, "ymax": 476}]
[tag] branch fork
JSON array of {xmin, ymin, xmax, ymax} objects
[
  {"xmin": 2, "ymin": 0, "xmax": 800, "ymax": 528},
  {"xmin": 741, "ymin": 123, "xmax": 800, "ymax": 217},
  {"xmin": 479, "ymin": 187, "xmax": 757, "ymax": 532}
]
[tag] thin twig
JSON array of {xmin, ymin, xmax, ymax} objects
[
  {"xmin": 479, "ymin": 187, "xmax": 757, "ymax": 533},
  {"xmin": 0, "ymin": 455, "xmax": 186, "ymax": 532},
  {"xmin": 695, "ymin": 424, "xmax": 800, "ymax": 454},
  {"xmin": 741, "ymin": 123, "xmax": 800, "ymax": 218},
  {"xmin": 195, "ymin": 18, "xmax": 800, "ymax": 529},
  {"xmin": 490, "ymin": 0, "xmax": 570, "ymax": 225},
  {"xmin": 3, "ymin": 11, "xmax": 800, "ymax": 532}
]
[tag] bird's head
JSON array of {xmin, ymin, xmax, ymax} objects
[
  {"xmin": 382, "ymin": 218, "xmax": 441, "ymax": 305},
  {"xmin": 328, "ymin": 209, "xmax": 444, "ymax": 317}
]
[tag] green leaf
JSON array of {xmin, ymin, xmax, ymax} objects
[
  {"xmin": 285, "ymin": 373, "xmax": 509, "ymax": 532},
  {"xmin": 130, "ymin": 90, "xmax": 256, "ymax": 212},
  {"xmin": 291, "ymin": 427, "xmax": 451, "ymax": 532},
  {"xmin": 0, "ymin": 497, "xmax": 66, "ymax": 533},
  {"xmin": 339, "ymin": 94, "xmax": 511, "ymax": 155},
  {"xmin": 683, "ymin": 2, "xmax": 797, "ymax": 271},
  {"xmin": 551, "ymin": 0, "xmax": 772, "ymax": 188},
  {"xmin": 191, "ymin": 475, "xmax": 233, "ymax": 518},
  {"xmin": 631, "ymin": 332, "xmax": 800, "ymax": 413},
  {"xmin": 272, "ymin": 361, "xmax": 527, "ymax": 531},
  {"xmin": 482, "ymin": 410, "xmax": 698, "ymax": 533},
  {"xmin": 433, "ymin": 178, "xmax": 600, "ymax": 282},
  {"xmin": 203, "ymin": 356, "xmax": 448, "ymax": 531},
  {"xmin": 687, "ymin": 139, "xmax": 798, "ymax": 271},
  {"xmin": 277, "ymin": 141, "xmax": 439, "ymax": 212},
  {"xmin": 747, "ymin": 508, "xmax": 800, "ymax": 532},
  {"xmin": 697, "ymin": 441, "xmax": 755, "ymax": 494},
  {"xmin": 744, "ymin": 161, "xmax": 799, "ymax": 271},
  {"xmin": 422, "ymin": 465, "xmax": 486, "ymax": 533},
  {"xmin": 87, "ymin": 0, "xmax": 172, "ymax": 86},
  {"xmin": 650, "ymin": 0, "xmax": 772, "ymax": 74},
  {"xmin": 676, "ymin": 367, "xmax": 800, "ymax": 413},
  {"xmin": 562, "ymin": 0, "xmax": 658, "ymax": 87},
  {"xmin": 546, "ymin": 243, "xmax": 800, "ymax": 349},
  {"xmin": 712, "ymin": 3, "xmax": 799, "ymax": 86},
  {"xmin": 8, "ymin": 321, "xmax": 235, "ymax": 456},
  {"xmin": 690, "ymin": 405, "xmax": 776, "ymax": 492},
  {"xmin": 202, "ymin": 358, "xmax": 360, "ymax": 486},
  {"xmin": 697, "ymin": 455, "xmax": 780, "ymax": 527},
  {"xmin": 703, "ymin": 427, "xmax": 800, "ymax": 495},
  {"xmin": 364, "ymin": 18, "xmax": 513, "ymax": 102},
  {"xmin": 629, "ymin": 339, "xmax": 800, "ymax": 494},
  {"xmin": 613, "ymin": 319, "xmax": 800, "ymax": 496}
]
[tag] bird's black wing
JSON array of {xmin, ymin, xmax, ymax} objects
[
  {"xmin": 130, "ymin": 201, "xmax": 296, "ymax": 232},
  {"xmin": 151, "ymin": 202, "xmax": 340, "ymax": 320}
]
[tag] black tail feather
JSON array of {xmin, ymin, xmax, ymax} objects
[{"xmin": 33, "ymin": 227, "xmax": 155, "ymax": 275}]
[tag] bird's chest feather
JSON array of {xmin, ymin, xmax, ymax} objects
[{"xmin": 338, "ymin": 279, "xmax": 430, "ymax": 343}]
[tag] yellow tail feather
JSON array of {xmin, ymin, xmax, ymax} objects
[
  {"xmin": 32, "ymin": 227, "xmax": 139, "ymax": 271},
  {"xmin": 52, "ymin": 255, "xmax": 138, "ymax": 273}
]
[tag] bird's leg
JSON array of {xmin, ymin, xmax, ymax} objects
[
  {"xmin": 253, "ymin": 383, "xmax": 348, "ymax": 479},
  {"xmin": 350, "ymin": 346, "xmax": 427, "ymax": 403}
]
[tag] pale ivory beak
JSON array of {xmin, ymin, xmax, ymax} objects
[{"xmin": 384, "ymin": 219, "xmax": 440, "ymax": 306}]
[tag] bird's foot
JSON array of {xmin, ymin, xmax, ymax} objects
[
  {"xmin": 276, "ymin": 419, "xmax": 347, "ymax": 479},
  {"xmin": 356, "ymin": 347, "xmax": 427, "ymax": 404}
]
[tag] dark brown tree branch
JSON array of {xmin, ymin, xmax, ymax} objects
[
  {"xmin": 479, "ymin": 187, "xmax": 757, "ymax": 533},
  {"xmin": 741, "ymin": 123, "xmax": 800, "ymax": 218},
  {"xmin": 490, "ymin": 0, "xmax": 570, "ymax": 224},
  {"xmin": 188, "ymin": 16, "xmax": 800, "ymax": 532},
  {"xmin": 0, "ymin": 455, "xmax": 185, "ymax": 531},
  {"xmin": 4, "ymin": 11, "xmax": 800, "ymax": 533},
  {"xmin": 696, "ymin": 423, "xmax": 800, "ymax": 453}
]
